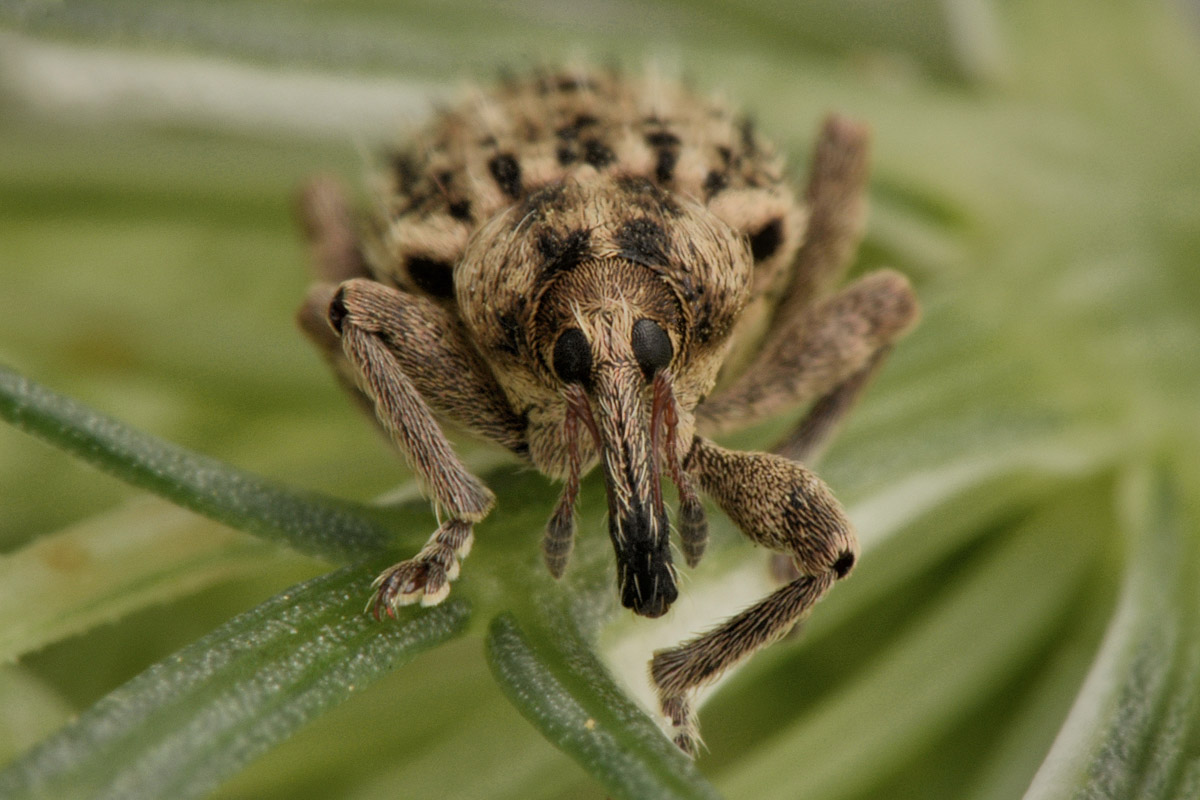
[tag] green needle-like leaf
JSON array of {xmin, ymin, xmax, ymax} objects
[
  {"xmin": 486, "ymin": 609, "xmax": 721, "ymax": 800},
  {"xmin": 0, "ymin": 499, "xmax": 287, "ymax": 663},
  {"xmin": 2, "ymin": 0, "xmax": 1199, "ymax": 797},
  {"xmin": 1024, "ymin": 465, "xmax": 1200, "ymax": 799},
  {"xmin": 0, "ymin": 565, "xmax": 471, "ymax": 800},
  {"xmin": 0, "ymin": 365, "xmax": 392, "ymax": 563}
]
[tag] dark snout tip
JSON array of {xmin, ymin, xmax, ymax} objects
[
  {"xmin": 614, "ymin": 510, "xmax": 678, "ymax": 618},
  {"xmin": 623, "ymin": 584, "xmax": 675, "ymax": 618}
]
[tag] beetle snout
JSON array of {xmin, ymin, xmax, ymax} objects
[{"xmin": 590, "ymin": 363, "xmax": 677, "ymax": 618}]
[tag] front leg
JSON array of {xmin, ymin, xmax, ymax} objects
[
  {"xmin": 328, "ymin": 278, "xmax": 527, "ymax": 615},
  {"xmin": 650, "ymin": 436, "xmax": 856, "ymax": 754}
]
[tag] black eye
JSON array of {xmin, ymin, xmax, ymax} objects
[
  {"xmin": 553, "ymin": 327, "xmax": 592, "ymax": 384},
  {"xmin": 631, "ymin": 318, "xmax": 673, "ymax": 380}
]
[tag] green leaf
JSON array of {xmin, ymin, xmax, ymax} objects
[
  {"xmin": 1023, "ymin": 465, "xmax": 1200, "ymax": 799},
  {"xmin": 715, "ymin": 477, "xmax": 1114, "ymax": 800},
  {"xmin": 0, "ymin": 365, "xmax": 393, "ymax": 563},
  {"xmin": 0, "ymin": 498, "xmax": 289, "ymax": 663},
  {"xmin": 0, "ymin": 566, "xmax": 471, "ymax": 800},
  {"xmin": 486, "ymin": 609, "xmax": 721, "ymax": 800},
  {"xmin": 0, "ymin": 668, "xmax": 75, "ymax": 766},
  {"xmin": 2, "ymin": 0, "xmax": 1200, "ymax": 797}
]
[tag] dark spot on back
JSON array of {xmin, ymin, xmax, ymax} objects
[
  {"xmin": 556, "ymin": 76, "xmax": 594, "ymax": 92},
  {"xmin": 556, "ymin": 144, "xmax": 578, "ymax": 166},
  {"xmin": 447, "ymin": 199, "xmax": 472, "ymax": 222},
  {"xmin": 716, "ymin": 145, "xmax": 733, "ymax": 166},
  {"xmin": 616, "ymin": 217, "xmax": 670, "ymax": 268},
  {"xmin": 615, "ymin": 175, "xmax": 682, "ymax": 217},
  {"xmin": 488, "ymin": 153, "xmax": 523, "ymax": 198},
  {"xmin": 536, "ymin": 227, "xmax": 592, "ymax": 276},
  {"xmin": 749, "ymin": 218, "xmax": 784, "ymax": 261},
  {"xmin": 391, "ymin": 152, "xmax": 420, "ymax": 194},
  {"xmin": 583, "ymin": 139, "xmax": 615, "ymax": 168},
  {"xmin": 644, "ymin": 130, "xmax": 680, "ymax": 148},
  {"xmin": 556, "ymin": 114, "xmax": 600, "ymax": 142},
  {"xmin": 703, "ymin": 170, "xmax": 727, "ymax": 198},
  {"xmin": 616, "ymin": 174, "xmax": 656, "ymax": 196},
  {"xmin": 521, "ymin": 183, "xmax": 570, "ymax": 221},
  {"xmin": 655, "ymin": 148, "xmax": 678, "ymax": 183},
  {"xmin": 407, "ymin": 256, "xmax": 456, "ymax": 299},
  {"xmin": 644, "ymin": 130, "xmax": 680, "ymax": 184}
]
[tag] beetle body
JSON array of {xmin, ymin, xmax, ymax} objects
[{"xmin": 297, "ymin": 67, "xmax": 919, "ymax": 753}]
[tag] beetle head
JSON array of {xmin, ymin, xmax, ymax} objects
[
  {"xmin": 535, "ymin": 259, "xmax": 687, "ymax": 616},
  {"xmin": 455, "ymin": 176, "xmax": 752, "ymax": 616}
]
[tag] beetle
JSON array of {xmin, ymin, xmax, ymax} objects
[{"xmin": 295, "ymin": 67, "xmax": 919, "ymax": 754}]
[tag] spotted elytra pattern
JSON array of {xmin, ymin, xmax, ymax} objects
[{"xmin": 364, "ymin": 68, "xmax": 806, "ymax": 368}]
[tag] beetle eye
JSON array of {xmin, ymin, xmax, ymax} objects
[
  {"xmin": 553, "ymin": 327, "xmax": 592, "ymax": 385},
  {"xmin": 631, "ymin": 318, "xmax": 673, "ymax": 380}
]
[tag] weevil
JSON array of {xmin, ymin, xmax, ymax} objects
[{"xmin": 296, "ymin": 67, "xmax": 919, "ymax": 754}]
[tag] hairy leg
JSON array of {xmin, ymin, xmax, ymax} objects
[
  {"xmin": 651, "ymin": 436, "xmax": 856, "ymax": 754},
  {"xmin": 696, "ymin": 269, "xmax": 918, "ymax": 438},
  {"xmin": 296, "ymin": 174, "xmax": 370, "ymax": 284},
  {"xmin": 322, "ymin": 278, "xmax": 528, "ymax": 614},
  {"xmin": 696, "ymin": 114, "xmax": 917, "ymax": 443},
  {"xmin": 776, "ymin": 114, "xmax": 873, "ymax": 319}
]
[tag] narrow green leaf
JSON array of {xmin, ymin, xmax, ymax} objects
[
  {"xmin": 0, "ymin": 668, "xmax": 75, "ymax": 766},
  {"xmin": 0, "ymin": 565, "xmax": 471, "ymax": 800},
  {"xmin": 717, "ymin": 478, "xmax": 1107, "ymax": 800},
  {"xmin": 1023, "ymin": 464, "xmax": 1200, "ymax": 800},
  {"xmin": 0, "ymin": 365, "xmax": 392, "ymax": 563},
  {"xmin": 486, "ymin": 611, "xmax": 722, "ymax": 800},
  {"xmin": 0, "ymin": 498, "xmax": 298, "ymax": 663}
]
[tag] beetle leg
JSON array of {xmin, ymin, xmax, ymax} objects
[
  {"xmin": 698, "ymin": 115, "xmax": 916, "ymax": 456},
  {"xmin": 324, "ymin": 278, "xmax": 528, "ymax": 613},
  {"xmin": 650, "ymin": 436, "xmax": 855, "ymax": 755},
  {"xmin": 295, "ymin": 175, "xmax": 384, "ymax": 416},
  {"xmin": 296, "ymin": 174, "xmax": 371, "ymax": 284},
  {"xmin": 777, "ymin": 114, "xmax": 874, "ymax": 317},
  {"xmin": 696, "ymin": 270, "xmax": 918, "ymax": 451}
]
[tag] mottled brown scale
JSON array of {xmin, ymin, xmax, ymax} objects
[
  {"xmin": 297, "ymin": 67, "xmax": 920, "ymax": 757},
  {"xmin": 368, "ymin": 70, "xmax": 800, "ymax": 329}
]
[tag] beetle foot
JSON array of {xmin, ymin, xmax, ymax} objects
[{"xmin": 369, "ymin": 521, "xmax": 473, "ymax": 618}]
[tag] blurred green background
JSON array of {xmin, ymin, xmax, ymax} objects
[{"xmin": 2, "ymin": 1, "xmax": 1199, "ymax": 798}]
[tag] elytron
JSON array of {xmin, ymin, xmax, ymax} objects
[{"xmin": 296, "ymin": 67, "xmax": 918, "ymax": 753}]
